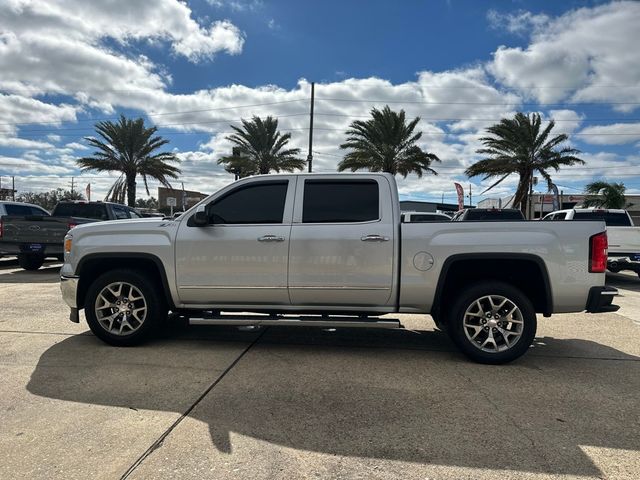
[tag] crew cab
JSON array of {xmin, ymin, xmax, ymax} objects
[
  {"xmin": 2, "ymin": 201, "xmax": 142, "ymax": 270},
  {"xmin": 60, "ymin": 174, "xmax": 618, "ymax": 364},
  {"xmin": 543, "ymin": 208, "xmax": 640, "ymax": 277}
]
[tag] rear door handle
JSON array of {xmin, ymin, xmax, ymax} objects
[
  {"xmin": 258, "ymin": 235, "xmax": 285, "ymax": 242},
  {"xmin": 361, "ymin": 234, "xmax": 390, "ymax": 242}
]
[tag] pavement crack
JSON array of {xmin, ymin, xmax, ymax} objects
[{"xmin": 119, "ymin": 328, "xmax": 267, "ymax": 480}]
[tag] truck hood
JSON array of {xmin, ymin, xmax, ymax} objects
[{"xmin": 69, "ymin": 217, "xmax": 176, "ymax": 235}]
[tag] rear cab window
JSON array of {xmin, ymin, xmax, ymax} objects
[
  {"xmin": 573, "ymin": 211, "xmax": 632, "ymax": 226},
  {"xmin": 53, "ymin": 203, "xmax": 108, "ymax": 220}
]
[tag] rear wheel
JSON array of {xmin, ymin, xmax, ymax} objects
[
  {"xmin": 448, "ymin": 282, "xmax": 537, "ymax": 364},
  {"xmin": 18, "ymin": 253, "xmax": 44, "ymax": 271},
  {"xmin": 84, "ymin": 269, "xmax": 167, "ymax": 346}
]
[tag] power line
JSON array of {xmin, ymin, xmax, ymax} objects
[
  {"xmin": 4, "ymin": 114, "xmax": 639, "ymax": 136},
  {"xmin": 10, "ymin": 128, "xmax": 640, "ymax": 138},
  {"xmin": 315, "ymin": 97, "xmax": 640, "ymax": 106},
  {"xmin": 0, "ymin": 113, "xmax": 309, "ymax": 134},
  {"xmin": 311, "ymin": 113, "xmax": 640, "ymax": 122},
  {"xmin": 0, "ymin": 99, "xmax": 308, "ymax": 127}
]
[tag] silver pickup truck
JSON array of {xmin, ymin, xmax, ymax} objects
[{"xmin": 60, "ymin": 173, "xmax": 618, "ymax": 364}]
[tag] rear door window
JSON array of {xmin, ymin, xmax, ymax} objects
[{"xmin": 302, "ymin": 180, "xmax": 379, "ymax": 223}]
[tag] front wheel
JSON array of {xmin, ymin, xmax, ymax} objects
[
  {"xmin": 448, "ymin": 282, "xmax": 537, "ymax": 364},
  {"xmin": 84, "ymin": 269, "xmax": 167, "ymax": 346},
  {"xmin": 18, "ymin": 253, "xmax": 44, "ymax": 271}
]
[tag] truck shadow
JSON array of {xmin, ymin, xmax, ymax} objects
[
  {"xmin": 607, "ymin": 271, "xmax": 640, "ymax": 292},
  {"xmin": 26, "ymin": 326, "xmax": 639, "ymax": 477},
  {"xmin": 0, "ymin": 263, "xmax": 61, "ymax": 283}
]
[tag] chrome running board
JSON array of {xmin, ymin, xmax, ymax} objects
[{"xmin": 187, "ymin": 315, "xmax": 402, "ymax": 329}]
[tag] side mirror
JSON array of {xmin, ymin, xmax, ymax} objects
[{"xmin": 193, "ymin": 210, "xmax": 208, "ymax": 227}]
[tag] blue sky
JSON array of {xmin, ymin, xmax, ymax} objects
[{"xmin": 0, "ymin": 0, "xmax": 639, "ymax": 204}]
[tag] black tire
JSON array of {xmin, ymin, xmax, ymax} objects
[
  {"xmin": 84, "ymin": 269, "xmax": 167, "ymax": 346},
  {"xmin": 18, "ymin": 253, "xmax": 44, "ymax": 271},
  {"xmin": 448, "ymin": 281, "xmax": 537, "ymax": 364}
]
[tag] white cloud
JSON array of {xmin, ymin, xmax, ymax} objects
[
  {"xmin": 547, "ymin": 109, "xmax": 583, "ymax": 134},
  {"xmin": 578, "ymin": 123, "xmax": 640, "ymax": 145},
  {"xmin": 487, "ymin": 9, "xmax": 550, "ymax": 35},
  {"xmin": 2, "ymin": 0, "xmax": 244, "ymax": 62},
  {"xmin": 488, "ymin": 1, "xmax": 640, "ymax": 109},
  {"xmin": 64, "ymin": 142, "xmax": 89, "ymax": 151}
]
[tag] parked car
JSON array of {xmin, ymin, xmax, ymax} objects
[
  {"xmin": 60, "ymin": 173, "xmax": 618, "ymax": 364},
  {"xmin": 2, "ymin": 201, "xmax": 142, "ymax": 270},
  {"xmin": 543, "ymin": 208, "xmax": 640, "ymax": 277},
  {"xmin": 401, "ymin": 211, "xmax": 451, "ymax": 222},
  {"xmin": 0, "ymin": 201, "xmax": 50, "ymax": 258},
  {"xmin": 451, "ymin": 208, "xmax": 526, "ymax": 221}
]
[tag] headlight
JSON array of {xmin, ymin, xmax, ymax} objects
[{"xmin": 64, "ymin": 235, "xmax": 73, "ymax": 254}]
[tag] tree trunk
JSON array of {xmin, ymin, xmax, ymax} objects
[
  {"xmin": 126, "ymin": 174, "xmax": 136, "ymax": 207},
  {"xmin": 512, "ymin": 173, "xmax": 530, "ymax": 215}
]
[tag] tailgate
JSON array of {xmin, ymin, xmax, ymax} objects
[
  {"xmin": 607, "ymin": 227, "xmax": 640, "ymax": 256},
  {"xmin": 2, "ymin": 216, "xmax": 70, "ymax": 244}
]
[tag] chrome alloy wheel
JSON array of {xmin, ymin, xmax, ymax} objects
[
  {"xmin": 94, "ymin": 282, "xmax": 147, "ymax": 336},
  {"xmin": 463, "ymin": 295, "xmax": 524, "ymax": 353}
]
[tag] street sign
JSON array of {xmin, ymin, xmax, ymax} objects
[{"xmin": 166, "ymin": 197, "xmax": 177, "ymax": 207}]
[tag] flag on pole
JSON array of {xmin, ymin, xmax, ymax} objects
[
  {"xmin": 454, "ymin": 182, "xmax": 464, "ymax": 211},
  {"xmin": 85, "ymin": 183, "xmax": 91, "ymax": 201}
]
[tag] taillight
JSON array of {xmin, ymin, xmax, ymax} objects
[{"xmin": 589, "ymin": 231, "xmax": 608, "ymax": 273}]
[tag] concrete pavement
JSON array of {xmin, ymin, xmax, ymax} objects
[{"xmin": 0, "ymin": 259, "xmax": 639, "ymax": 479}]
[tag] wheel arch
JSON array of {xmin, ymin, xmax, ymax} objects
[
  {"xmin": 76, "ymin": 253, "xmax": 174, "ymax": 310},
  {"xmin": 432, "ymin": 253, "xmax": 553, "ymax": 320}
]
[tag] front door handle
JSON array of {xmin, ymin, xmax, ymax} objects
[
  {"xmin": 361, "ymin": 234, "xmax": 390, "ymax": 242},
  {"xmin": 258, "ymin": 235, "xmax": 285, "ymax": 242}
]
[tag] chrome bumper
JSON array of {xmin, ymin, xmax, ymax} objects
[{"xmin": 60, "ymin": 275, "xmax": 80, "ymax": 323}]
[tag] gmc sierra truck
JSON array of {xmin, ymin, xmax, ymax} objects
[{"xmin": 60, "ymin": 174, "xmax": 618, "ymax": 364}]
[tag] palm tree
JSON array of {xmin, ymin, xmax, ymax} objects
[
  {"xmin": 77, "ymin": 115, "xmax": 180, "ymax": 207},
  {"xmin": 217, "ymin": 116, "xmax": 305, "ymax": 175},
  {"xmin": 466, "ymin": 112, "xmax": 584, "ymax": 214},
  {"xmin": 583, "ymin": 181, "xmax": 628, "ymax": 209},
  {"xmin": 338, "ymin": 105, "xmax": 440, "ymax": 177}
]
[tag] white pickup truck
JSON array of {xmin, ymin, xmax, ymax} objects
[
  {"xmin": 543, "ymin": 208, "xmax": 640, "ymax": 277},
  {"xmin": 60, "ymin": 173, "xmax": 618, "ymax": 364}
]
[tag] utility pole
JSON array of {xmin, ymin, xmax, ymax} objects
[
  {"xmin": 468, "ymin": 183, "xmax": 472, "ymax": 207},
  {"xmin": 307, "ymin": 81, "xmax": 315, "ymax": 173},
  {"xmin": 70, "ymin": 177, "xmax": 75, "ymax": 195},
  {"xmin": 12, "ymin": 176, "xmax": 15, "ymax": 200}
]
